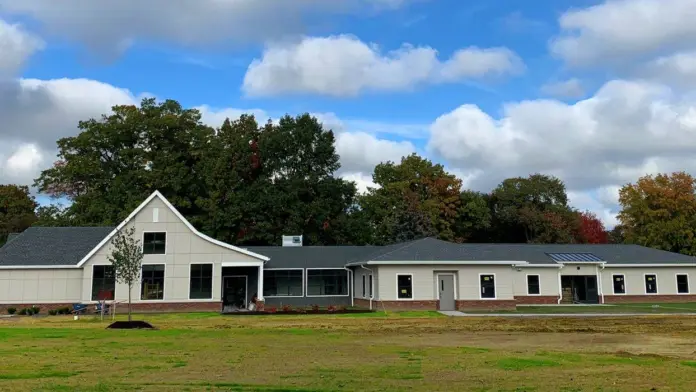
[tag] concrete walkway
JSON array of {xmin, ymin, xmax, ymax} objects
[{"xmin": 437, "ymin": 311, "xmax": 696, "ymax": 317}]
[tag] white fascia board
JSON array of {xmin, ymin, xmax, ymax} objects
[
  {"xmin": 362, "ymin": 260, "xmax": 528, "ymax": 266},
  {"xmin": 514, "ymin": 264, "xmax": 564, "ymax": 268},
  {"xmin": 76, "ymin": 190, "xmax": 270, "ymax": 268},
  {"xmin": 0, "ymin": 265, "xmax": 80, "ymax": 270},
  {"xmin": 603, "ymin": 264, "xmax": 696, "ymax": 268}
]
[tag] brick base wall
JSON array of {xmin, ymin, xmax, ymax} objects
[
  {"xmin": 354, "ymin": 298, "xmax": 439, "ymax": 310},
  {"xmin": 0, "ymin": 302, "xmax": 223, "ymax": 314},
  {"xmin": 515, "ymin": 296, "xmax": 560, "ymax": 305},
  {"xmin": 456, "ymin": 300, "xmax": 517, "ymax": 311},
  {"xmin": 604, "ymin": 295, "xmax": 696, "ymax": 304}
]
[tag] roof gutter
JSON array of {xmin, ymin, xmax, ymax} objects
[
  {"xmin": 0, "ymin": 265, "xmax": 80, "ymax": 270},
  {"xmin": 347, "ymin": 260, "xmax": 528, "ymax": 267},
  {"xmin": 603, "ymin": 264, "xmax": 696, "ymax": 267}
]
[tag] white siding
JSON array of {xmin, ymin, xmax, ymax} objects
[
  {"xmin": 0, "ymin": 269, "xmax": 83, "ymax": 304},
  {"xmin": 601, "ymin": 267, "xmax": 696, "ymax": 295},
  {"xmin": 376, "ymin": 265, "xmax": 515, "ymax": 301},
  {"xmin": 512, "ymin": 268, "xmax": 560, "ymax": 296},
  {"xmin": 81, "ymin": 197, "xmax": 262, "ymax": 303}
]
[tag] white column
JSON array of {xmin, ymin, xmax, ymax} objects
[{"xmin": 258, "ymin": 264, "xmax": 264, "ymax": 301}]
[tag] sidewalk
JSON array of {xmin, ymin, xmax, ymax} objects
[{"xmin": 438, "ymin": 311, "xmax": 696, "ymax": 317}]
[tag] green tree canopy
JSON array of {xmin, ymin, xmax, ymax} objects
[{"xmin": 0, "ymin": 184, "xmax": 38, "ymax": 246}]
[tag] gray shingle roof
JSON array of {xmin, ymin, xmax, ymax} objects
[
  {"xmin": 245, "ymin": 246, "xmax": 379, "ymax": 269},
  {"xmin": 5, "ymin": 233, "xmax": 21, "ymax": 244},
  {"xmin": 0, "ymin": 227, "xmax": 115, "ymax": 267}
]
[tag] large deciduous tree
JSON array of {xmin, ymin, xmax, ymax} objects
[
  {"xmin": 34, "ymin": 98, "xmax": 215, "ymax": 226},
  {"xmin": 491, "ymin": 174, "xmax": 577, "ymax": 243},
  {"xmin": 0, "ymin": 185, "xmax": 37, "ymax": 246},
  {"xmin": 576, "ymin": 211, "xmax": 609, "ymax": 244},
  {"xmin": 617, "ymin": 172, "xmax": 696, "ymax": 255},
  {"xmin": 360, "ymin": 154, "xmax": 461, "ymax": 245}
]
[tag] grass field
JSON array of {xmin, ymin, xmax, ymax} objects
[
  {"xmin": 2, "ymin": 312, "xmax": 696, "ymax": 391},
  {"xmin": 469, "ymin": 302, "xmax": 696, "ymax": 314}
]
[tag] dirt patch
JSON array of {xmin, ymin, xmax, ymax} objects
[{"xmin": 107, "ymin": 321, "xmax": 155, "ymax": 329}]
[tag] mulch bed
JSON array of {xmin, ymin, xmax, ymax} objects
[
  {"xmin": 107, "ymin": 321, "xmax": 156, "ymax": 329},
  {"xmin": 222, "ymin": 309, "xmax": 374, "ymax": 316}
]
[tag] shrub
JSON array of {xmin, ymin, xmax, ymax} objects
[
  {"xmin": 57, "ymin": 306, "xmax": 71, "ymax": 315},
  {"xmin": 310, "ymin": 304, "xmax": 320, "ymax": 312},
  {"xmin": 48, "ymin": 309, "xmax": 57, "ymax": 316},
  {"xmin": 18, "ymin": 308, "xmax": 28, "ymax": 315},
  {"xmin": 327, "ymin": 305, "xmax": 337, "ymax": 312},
  {"xmin": 281, "ymin": 305, "xmax": 292, "ymax": 312},
  {"xmin": 30, "ymin": 306, "xmax": 40, "ymax": 315},
  {"xmin": 266, "ymin": 306, "xmax": 277, "ymax": 313},
  {"xmin": 6, "ymin": 307, "xmax": 16, "ymax": 315}
]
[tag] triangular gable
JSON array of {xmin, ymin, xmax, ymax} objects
[{"xmin": 76, "ymin": 190, "xmax": 269, "ymax": 267}]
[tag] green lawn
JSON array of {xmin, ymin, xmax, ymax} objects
[
  {"xmin": 1, "ymin": 312, "xmax": 696, "ymax": 391},
  {"xmin": 467, "ymin": 302, "xmax": 696, "ymax": 314}
]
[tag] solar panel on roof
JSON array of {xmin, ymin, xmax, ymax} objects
[{"xmin": 546, "ymin": 253, "xmax": 604, "ymax": 262}]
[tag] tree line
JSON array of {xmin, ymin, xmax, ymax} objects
[{"xmin": 0, "ymin": 98, "xmax": 693, "ymax": 255}]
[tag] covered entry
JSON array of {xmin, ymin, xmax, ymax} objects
[
  {"xmin": 561, "ymin": 275, "xmax": 599, "ymax": 304},
  {"xmin": 221, "ymin": 266, "xmax": 261, "ymax": 312}
]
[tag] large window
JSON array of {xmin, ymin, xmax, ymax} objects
[
  {"xmin": 397, "ymin": 274, "xmax": 412, "ymax": 299},
  {"xmin": 189, "ymin": 264, "xmax": 213, "ymax": 299},
  {"xmin": 307, "ymin": 269, "xmax": 348, "ymax": 296},
  {"xmin": 677, "ymin": 274, "xmax": 690, "ymax": 294},
  {"xmin": 613, "ymin": 275, "xmax": 625, "ymax": 294},
  {"xmin": 362, "ymin": 275, "xmax": 366, "ymax": 297},
  {"xmin": 527, "ymin": 275, "xmax": 540, "ymax": 295},
  {"xmin": 369, "ymin": 274, "xmax": 373, "ymax": 298},
  {"xmin": 645, "ymin": 274, "xmax": 658, "ymax": 294},
  {"xmin": 480, "ymin": 274, "xmax": 496, "ymax": 299},
  {"xmin": 141, "ymin": 264, "xmax": 165, "ymax": 300},
  {"xmin": 264, "ymin": 269, "xmax": 303, "ymax": 297},
  {"xmin": 143, "ymin": 232, "xmax": 166, "ymax": 254},
  {"xmin": 92, "ymin": 265, "xmax": 115, "ymax": 300}
]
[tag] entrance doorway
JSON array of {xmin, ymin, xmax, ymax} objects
[
  {"xmin": 438, "ymin": 275, "xmax": 455, "ymax": 311},
  {"xmin": 222, "ymin": 276, "xmax": 248, "ymax": 311},
  {"xmin": 561, "ymin": 275, "xmax": 599, "ymax": 304}
]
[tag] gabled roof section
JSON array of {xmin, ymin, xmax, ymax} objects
[
  {"xmin": 76, "ymin": 190, "xmax": 269, "ymax": 267},
  {"xmin": 0, "ymin": 227, "xmax": 115, "ymax": 267},
  {"xmin": 546, "ymin": 253, "xmax": 605, "ymax": 263},
  {"xmin": 5, "ymin": 233, "xmax": 21, "ymax": 244}
]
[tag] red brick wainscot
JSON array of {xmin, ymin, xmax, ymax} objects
[
  {"xmin": 514, "ymin": 295, "xmax": 560, "ymax": 305},
  {"xmin": 126, "ymin": 302, "xmax": 223, "ymax": 313},
  {"xmin": 455, "ymin": 300, "xmax": 517, "ymax": 311},
  {"xmin": 604, "ymin": 295, "xmax": 696, "ymax": 304},
  {"xmin": 354, "ymin": 298, "xmax": 439, "ymax": 310},
  {"xmin": 0, "ymin": 303, "xmax": 73, "ymax": 314}
]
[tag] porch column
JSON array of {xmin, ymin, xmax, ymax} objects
[{"xmin": 258, "ymin": 264, "xmax": 264, "ymax": 301}]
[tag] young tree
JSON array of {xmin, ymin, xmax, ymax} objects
[{"xmin": 107, "ymin": 226, "xmax": 143, "ymax": 321}]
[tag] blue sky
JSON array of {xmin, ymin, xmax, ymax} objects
[{"xmin": 2, "ymin": 0, "xmax": 695, "ymax": 227}]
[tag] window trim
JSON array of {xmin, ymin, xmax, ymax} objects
[
  {"xmin": 263, "ymin": 268, "xmax": 305, "ymax": 298},
  {"xmin": 478, "ymin": 273, "xmax": 497, "ymax": 300},
  {"xmin": 612, "ymin": 274, "xmax": 626, "ymax": 295},
  {"xmin": 140, "ymin": 263, "xmax": 166, "ymax": 301},
  {"xmin": 362, "ymin": 275, "xmax": 366, "ymax": 298},
  {"xmin": 369, "ymin": 274, "xmax": 373, "ymax": 299},
  {"xmin": 188, "ymin": 262, "xmax": 214, "ymax": 300},
  {"xmin": 91, "ymin": 264, "xmax": 116, "ymax": 301},
  {"xmin": 643, "ymin": 273, "xmax": 658, "ymax": 295},
  {"xmin": 305, "ymin": 268, "xmax": 350, "ymax": 298},
  {"xmin": 142, "ymin": 231, "xmax": 167, "ymax": 255},
  {"xmin": 435, "ymin": 273, "xmax": 457, "ymax": 300},
  {"xmin": 676, "ymin": 273, "xmax": 690, "ymax": 295},
  {"xmin": 526, "ymin": 274, "xmax": 541, "ymax": 296},
  {"xmin": 395, "ymin": 273, "xmax": 414, "ymax": 300}
]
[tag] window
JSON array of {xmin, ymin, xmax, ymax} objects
[
  {"xmin": 527, "ymin": 275, "xmax": 540, "ymax": 295},
  {"xmin": 143, "ymin": 232, "xmax": 166, "ymax": 254},
  {"xmin": 189, "ymin": 264, "xmax": 213, "ymax": 299},
  {"xmin": 264, "ymin": 270, "xmax": 303, "ymax": 297},
  {"xmin": 613, "ymin": 275, "xmax": 625, "ymax": 294},
  {"xmin": 677, "ymin": 274, "xmax": 689, "ymax": 294},
  {"xmin": 480, "ymin": 274, "xmax": 496, "ymax": 299},
  {"xmin": 307, "ymin": 269, "xmax": 348, "ymax": 296},
  {"xmin": 369, "ymin": 274, "xmax": 373, "ymax": 298},
  {"xmin": 141, "ymin": 265, "xmax": 165, "ymax": 300},
  {"xmin": 397, "ymin": 274, "xmax": 412, "ymax": 299},
  {"xmin": 362, "ymin": 275, "xmax": 366, "ymax": 297},
  {"xmin": 645, "ymin": 274, "xmax": 658, "ymax": 294},
  {"xmin": 92, "ymin": 265, "xmax": 115, "ymax": 300}
]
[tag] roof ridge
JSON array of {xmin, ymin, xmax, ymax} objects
[{"xmin": 365, "ymin": 238, "xmax": 429, "ymax": 261}]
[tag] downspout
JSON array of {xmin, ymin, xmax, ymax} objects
[
  {"xmin": 360, "ymin": 264, "xmax": 374, "ymax": 310},
  {"xmin": 598, "ymin": 263, "xmax": 605, "ymax": 304}
]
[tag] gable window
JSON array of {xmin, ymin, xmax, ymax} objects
[
  {"xmin": 264, "ymin": 269, "xmax": 303, "ymax": 297},
  {"xmin": 644, "ymin": 274, "xmax": 658, "ymax": 294},
  {"xmin": 677, "ymin": 274, "xmax": 689, "ymax": 294},
  {"xmin": 613, "ymin": 275, "xmax": 625, "ymax": 294},
  {"xmin": 189, "ymin": 264, "xmax": 213, "ymax": 299},
  {"xmin": 92, "ymin": 265, "xmax": 115, "ymax": 301},
  {"xmin": 143, "ymin": 232, "xmax": 166, "ymax": 254},
  {"xmin": 362, "ymin": 275, "xmax": 366, "ymax": 297},
  {"xmin": 397, "ymin": 274, "xmax": 412, "ymax": 299},
  {"xmin": 141, "ymin": 264, "xmax": 165, "ymax": 300},
  {"xmin": 307, "ymin": 269, "xmax": 348, "ymax": 296},
  {"xmin": 527, "ymin": 275, "xmax": 540, "ymax": 295},
  {"xmin": 480, "ymin": 274, "xmax": 496, "ymax": 299}
]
